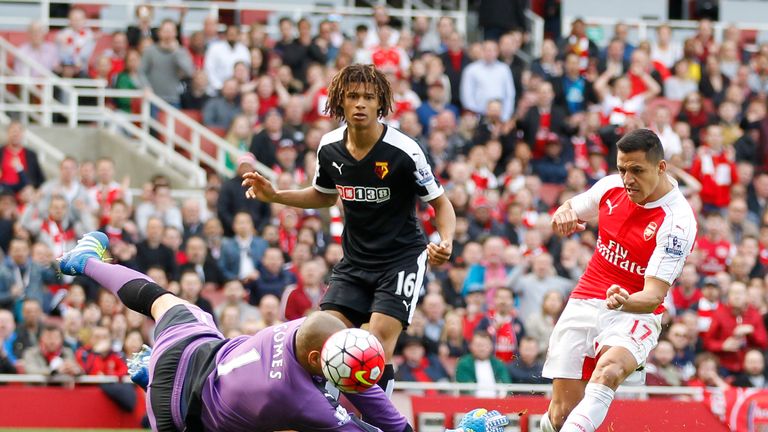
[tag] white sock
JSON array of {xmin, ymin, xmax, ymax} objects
[
  {"xmin": 560, "ymin": 383, "xmax": 615, "ymax": 432},
  {"xmin": 540, "ymin": 411, "xmax": 557, "ymax": 432}
]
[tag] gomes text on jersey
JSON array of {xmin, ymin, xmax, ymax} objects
[
  {"xmin": 569, "ymin": 175, "xmax": 697, "ymax": 313},
  {"xmin": 312, "ymin": 124, "xmax": 444, "ymax": 268}
]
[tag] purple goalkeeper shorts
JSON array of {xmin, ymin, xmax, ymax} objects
[{"xmin": 147, "ymin": 303, "xmax": 224, "ymax": 432}]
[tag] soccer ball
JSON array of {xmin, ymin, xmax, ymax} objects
[{"xmin": 321, "ymin": 328, "xmax": 386, "ymax": 393}]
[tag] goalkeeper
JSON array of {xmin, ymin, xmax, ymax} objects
[{"xmin": 60, "ymin": 232, "xmax": 508, "ymax": 432}]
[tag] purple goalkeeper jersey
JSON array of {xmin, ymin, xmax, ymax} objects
[{"xmin": 198, "ymin": 318, "xmax": 409, "ymax": 432}]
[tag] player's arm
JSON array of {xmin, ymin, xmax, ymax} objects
[
  {"xmin": 550, "ymin": 199, "xmax": 585, "ymax": 237},
  {"xmin": 427, "ymin": 194, "xmax": 456, "ymax": 266},
  {"xmin": 605, "ymin": 278, "xmax": 669, "ymax": 314},
  {"xmin": 551, "ymin": 175, "xmax": 619, "ymax": 237},
  {"xmin": 344, "ymin": 386, "xmax": 413, "ymax": 432},
  {"xmin": 242, "ymin": 171, "xmax": 338, "ymax": 208}
]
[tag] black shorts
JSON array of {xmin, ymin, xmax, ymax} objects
[
  {"xmin": 149, "ymin": 304, "xmax": 226, "ymax": 432},
  {"xmin": 320, "ymin": 250, "xmax": 427, "ymax": 327}
]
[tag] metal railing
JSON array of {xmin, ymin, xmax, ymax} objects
[
  {"xmin": 0, "ymin": 374, "xmax": 707, "ymax": 399},
  {"xmin": 0, "ymin": 35, "xmax": 274, "ymax": 186},
  {"xmin": 0, "ymin": 0, "xmax": 469, "ymax": 41}
]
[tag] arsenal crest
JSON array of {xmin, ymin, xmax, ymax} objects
[
  {"xmin": 374, "ymin": 161, "xmax": 389, "ymax": 180},
  {"xmin": 643, "ymin": 221, "xmax": 658, "ymax": 241}
]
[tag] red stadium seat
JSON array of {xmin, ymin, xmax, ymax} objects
[
  {"xmin": 241, "ymin": 9, "xmax": 269, "ymax": 25},
  {"xmin": 539, "ymin": 183, "xmax": 565, "ymax": 208}
]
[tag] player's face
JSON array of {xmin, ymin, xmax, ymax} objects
[
  {"xmin": 617, "ymin": 150, "xmax": 663, "ymax": 205},
  {"xmin": 342, "ymin": 83, "xmax": 380, "ymax": 129}
]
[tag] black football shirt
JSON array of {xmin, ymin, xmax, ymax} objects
[{"xmin": 312, "ymin": 124, "xmax": 444, "ymax": 268}]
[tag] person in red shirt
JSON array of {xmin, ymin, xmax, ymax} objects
[
  {"xmin": 542, "ymin": 129, "xmax": 697, "ymax": 432},
  {"xmin": 702, "ymin": 281, "xmax": 768, "ymax": 375},
  {"xmin": 0, "ymin": 121, "xmax": 44, "ymax": 189},
  {"xmin": 281, "ymin": 259, "xmax": 327, "ymax": 320},
  {"xmin": 697, "ymin": 212, "xmax": 733, "ymax": 276},
  {"xmin": 475, "ymin": 286, "xmax": 525, "ymax": 363},
  {"xmin": 689, "ymin": 124, "xmax": 738, "ymax": 210},
  {"xmin": 75, "ymin": 325, "xmax": 128, "ymax": 376},
  {"xmin": 671, "ymin": 263, "xmax": 702, "ymax": 312}
]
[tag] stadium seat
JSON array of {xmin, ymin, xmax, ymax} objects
[
  {"xmin": 240, "ymin": 9, "xmax": 270, "ymax": 25},
  {"xmin": 539, "ymin": 183, "xmax": 565, "ymax": 208}
]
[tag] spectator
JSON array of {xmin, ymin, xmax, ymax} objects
[
  {"xmin": 462, "ymin": 237, "xmax": 510, "ymax": 301},
  {"xmin": 16, "ymin": 21, "xmax": 59, "ymax": 76},
  {"xmin": 703, "ymin": 281, "xmax": 768, "ymax": 375},
  {"xmin": 214, "ymin": 279, "xmax": 261, "ymax": 324},
  {"xmin": 594, "ymin": 66, "xmax": 660, "ymax": 126},
  {"xmin": 23, "ymin": 324, "xmax": 81, "ymax": 376},
  {"xmin": 281, "ymin": 259, "xmax": 327, "ymax": 320},
  {"xmin": 532, "ymin": 39, "xmax": 562, "ymax": 80},
  {"xmin": 507, "ymin": 336, "xmax": 549, "ymax": 384},
  {"xmin": 180, "ymin": 70, "xmax": 212, "ymax": 111},
  {"xmin": 0, "ymin": 309, "xmax": 19, "ymax": 368},
  {"xmin": 693, "ymin": 277, "xmax": 722, "ymax": 334},
  {"xmin": 125, "ymin": 4, "xmax": 183, "ymax": 49},
  {"xmin": 728, "ymin": 198, "xmax": 759, "ymax": 244},
  {"xmin": 219, "ymin": 211, "xmax": 268, "ymax": 282},
  {"xmin": 0, "ymin": 121, "xmax": 45, "ymax": 189},
  {"xmin": 687, "ymin": 352, "xmax": 729, "ymax": 389},
  {"xmin": 671, "ymin": 263, "xmax": 702, "ymax": 312},
  {"xmin": 665, "ymin": 59, "xmax": 699, "ymax": 101},
  {"xmin": 87, "ymin": 158, "xmax": 130, "ymax": 227},
  {"xmin": 4, "ymin": 238, "xmax": 56, "ymax": 310},
  {"xmin": 732, "ymin": 349, "xmax": 768, "ymax": 388},
  {"xmin": 39, "ymin": 157, "xmax": 90, "ymax": 213},
  {"xmin": 509, "ymin": 253, "xmax": 573, "ymax": 321},
  {"xmin": 113, "ymin": 49, "xmax": 142, "ymax": 112},
  {"xmin": 475, "ymin": 286, "xmax": 525, "ymax": 362},
  {"xmin": 252, "ymin": 294, "xmax": 283, "ymax": 332},
  {"xmin": 223, "ymin": 115, "xmax": 255, "ymax": 173},
  {"xmin": 455, "ymin": 330, "xmax": 511, "ymax": 397},
  {"xmin": 179, "ymin": 235, "xmax": 224, "ymax": 289},
  {"xmin": 204, "ymin": 24, "xmax": 250, "ymax": 92},
  {"xmin": 439, "ymin": 310, "xmax": 468, "ymax": 368},
  {"xmin": 416, "ymin": 81, "xmax": 459, "ymax": 135},
  {"xmin": 598, "ymin": 38, "xmax": 629, "ymax": 77},
  {"xmin": 203, "ymin": 78, "xmax": 241, "ymax": 129},
  {"xmin": 697, "ymin": 214, "xmax": 733, "ymax": 276},
  {"xmin": 650, "ymin": 105, "xmax": 683, "ymax": 161},
  {"xmin": 74, "ymin": 325, "xmax": 127, "ymax": 376},
  {"xmin": 178, "ymin": 269, "xmax": 215, "ymax": 317},
  {"xmin": 181, "ymin": 198, "xmax": 205, "ymax": 243},
  {"xmin": 250, "ymin": 109, "xmax": 295, "ymax": 172},
  {"xmin": 553, "ymin": 52, "xmax": 598, "ymax": 115},
  {"xmin": 524, "ymin": 290, "xmax": 564, "ymax": 358},
  {"xmin": 460, "ymin": 40, "xmax": 515, "ymax": 121},
  {"xmin": 250, "ymin": 247, "xmax": 296, "ymax": 305},
  {"xmin": 55, "ymin": 8, "xmax": 94, "ymax": 76},
  {"xmin": 651, "ymin": 24, "xmax": 683, "ymax": 69},
  {"xmin": 439, "ymin": 31, "xmax": 471, "ymax": 109},
  {"xmin": 677, "ymin": 92, "xmax": 715, "ymax": 145},
  {"xmin": 135, "ymin": 183, "xmax": 182, "ymax": 236},
  {"xmin": 61, "ymin": 308, "xmax": 83, "ymax": 352},
  {"xmin": 139, "ymin": 19, "xmax": 194, "ymax": 106},
  {"xmin": 395, "ymin": 335, "xmax": 450, "ymax": 386},
  {"xmin": 363, "ymin": 6, "xmax": 400, "ymax": 49},
  {"xmin": 557, "ymin": 19, "xmax": 599, "ymax": 74},
  {"xmin": 218, "ymin": 156, "xmax": 263, "ymax": 228},
  {"xmin": 280, "ymin": 18, "xmax": 326, "ymax": 83},
  {"xmin": 422, "ymin": 293, "xmax": 446, "ymax": 355},
  {"xmin": 100, "ymin": 200, "xmax": 137, "ymax": 246},
  {"xmin": 135, "ymin": 217, "xmax": 177, "ymax": 277},
  {"xmin": 646, "ymin": 340, "xmax": 683, "ymax": 386},
  {"xmin": 22, "ymin": 193, "xmax": 94, "ymax": 258},
  {"xmin": 691, "ymin": 125, "xmax": 738, "ymax": 211}
]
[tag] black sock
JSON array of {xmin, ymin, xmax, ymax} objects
[{"xmin": 377, "ymin": 364, "xmax": 395, "ymax": 398}]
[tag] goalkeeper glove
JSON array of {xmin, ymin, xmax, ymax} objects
[
  {"xmin": 445, "ymin": 408, "xmax": 509, "ymax": 432},
  {"xmin": 127, "ymin": 344, "xmax": 152, "ymax": 390}
]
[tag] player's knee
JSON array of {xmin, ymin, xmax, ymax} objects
[{"xmin": 592, "ymin": 359, "xmax": 630, "ymax": 388}]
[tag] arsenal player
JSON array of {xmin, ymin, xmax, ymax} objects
[{"xmin": 540, "ymin": 129, "xmax": 697, "ymax": 432}]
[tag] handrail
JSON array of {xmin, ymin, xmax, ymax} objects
[
  {"xmin": 0, "ymin": 374, "xmax": 706, "ymax": 398},
  {"xmin": 0, "ymin": 0, "xmax": 468, "ymax": 38},
  {"xmin": 392, "ymin": 381, "xmax": 705, "ymax": 397}
]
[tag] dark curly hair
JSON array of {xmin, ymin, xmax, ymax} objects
[{"xmin": 324, "ymin": 64, "xmax": 393, "ymax": 121}]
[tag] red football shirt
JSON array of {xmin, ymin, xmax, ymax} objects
[{"xmin": 570, "ymin": 175, "xmax": 698, "ymax": 314}]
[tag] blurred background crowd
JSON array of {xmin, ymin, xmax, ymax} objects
[{"xmin": 2, "ymin": 1, "xmax": 768, "ymax": 398}]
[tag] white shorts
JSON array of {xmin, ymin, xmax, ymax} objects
[{"xmin": 542, "ymin": 298, "xmax": 662, "ymax": 381}]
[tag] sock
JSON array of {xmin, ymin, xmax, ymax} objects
[
  {"xmin": 84, "ymin": 259, "xmax": 169, "ymax": 317},
  {"xmin": 560, "ymin": 383, "xmax": 615, "ymax": 432},
  {"xmin": 84, "ymin": 259, "xmax": 155, "ymax": 295},
  {"xmin": 377, "ymin": 364, "xmax": 395, "ymax": 398},
  {"xmin": 540, "ymin": 412, "xmax": 557, "ymax": 432}
]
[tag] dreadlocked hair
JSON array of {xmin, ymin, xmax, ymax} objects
[{"xmin": 324, "ymin": 64, "xmax": 394, "ymax": 121}]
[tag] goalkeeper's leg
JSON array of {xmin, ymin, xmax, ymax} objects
[{"xmin": 59, "ymin": 231, "xmax": 188, "ymax": 321}]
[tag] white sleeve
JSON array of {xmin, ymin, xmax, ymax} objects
[
  {"xmin": 645, "ymin": 210, "xmax": 697, "ymax": 284},
  {"xmin": 569, "ymin": 175, "xmax": 623, "ymax": 222}
]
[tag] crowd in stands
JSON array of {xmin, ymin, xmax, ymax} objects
[{"xmin": 4, "ymin": 3, "xmax": 768, "ymax": 398}]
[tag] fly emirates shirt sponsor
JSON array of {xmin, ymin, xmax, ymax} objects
[{"xmin": 569, "ymin": 175, "xmax": 697, "ymax": 313}]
